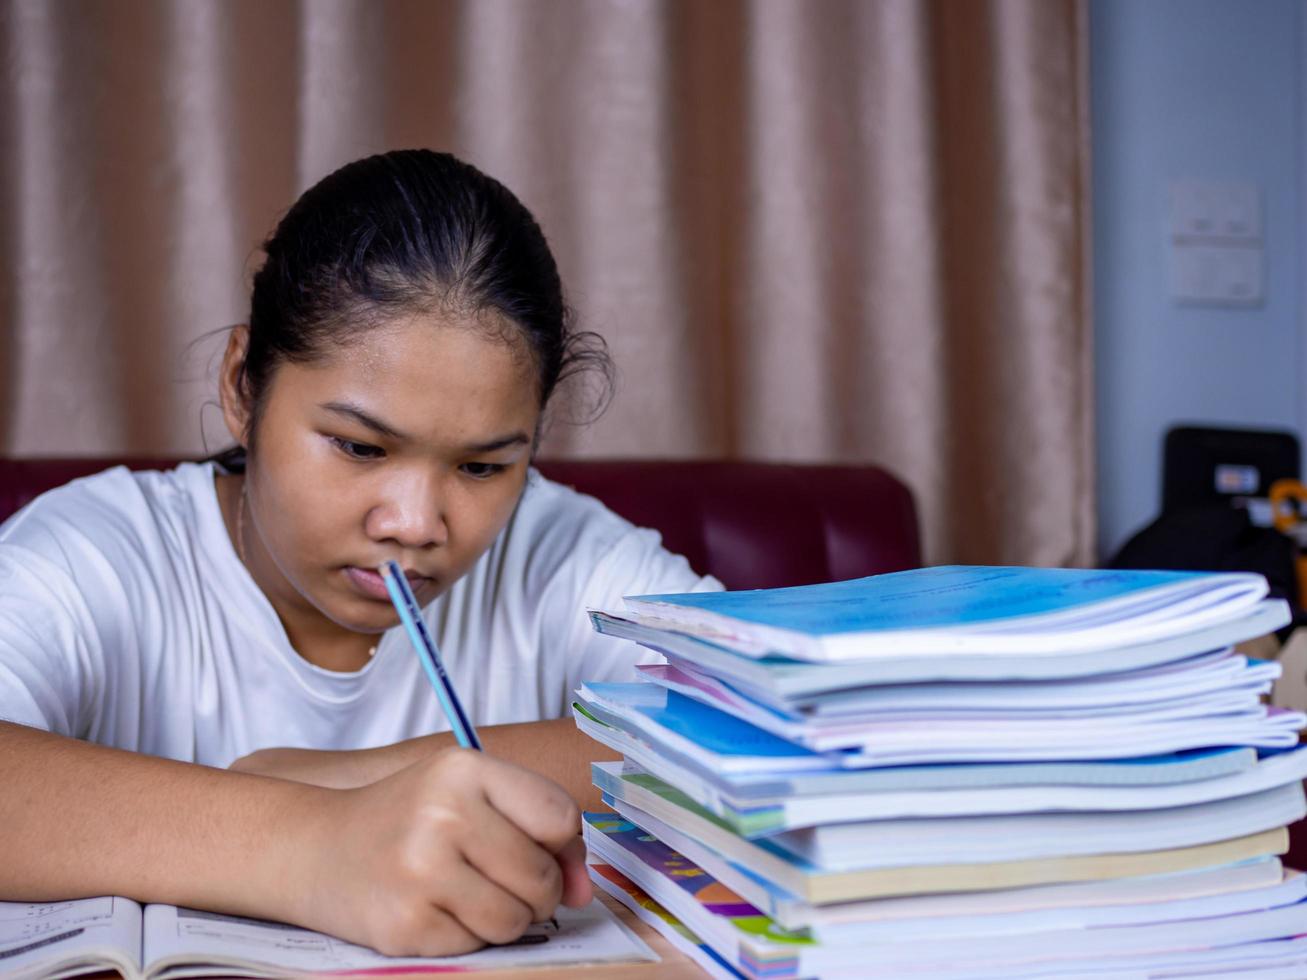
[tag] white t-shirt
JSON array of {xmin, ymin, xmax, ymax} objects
[{"xmin": 0, "ymin": 462, "xmax": 720, "ymax": 767}]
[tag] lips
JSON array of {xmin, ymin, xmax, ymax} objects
[{"xmin": 343, "ymin": 566, "xmax": 434, "ymax": 602}]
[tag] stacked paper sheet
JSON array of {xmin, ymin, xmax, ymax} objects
[{"xmin": 575, "ymin": 566, "xmax": 1307, "ymax": 979}]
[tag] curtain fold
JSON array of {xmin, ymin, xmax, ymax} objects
[{"xmin": 0, "ymin": 0, "xmax": 1093, "ymax": 566}]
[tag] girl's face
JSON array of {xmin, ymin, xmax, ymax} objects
[{"xmin": 222, "ymin": 312, "xmax": 542, "ymax": 653}]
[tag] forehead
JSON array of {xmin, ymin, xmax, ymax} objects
[{"xmin": 272, "ymin": 311, "xmax": 541, "ymax": 443}]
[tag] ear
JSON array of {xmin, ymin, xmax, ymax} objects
[{"xmin": 218, "ymin": 325, "xmax": 253, "ymax": 446}]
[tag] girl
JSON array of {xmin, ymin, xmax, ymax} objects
[{"xmin": 0, "ymin": 150, "xmax": 719, "ymax": 956}]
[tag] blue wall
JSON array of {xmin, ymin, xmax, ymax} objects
[{"xmin": 1091, "ymin": 0, "xmax": 1302, "ymax": 561}]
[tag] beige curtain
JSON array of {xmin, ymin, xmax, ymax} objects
[{"xmin": 0, "ymin": 0, "xmax": 1092, "ymax": 567}]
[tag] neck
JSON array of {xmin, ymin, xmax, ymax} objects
[{"xmin": 298, "ymin": 635, "xmax": 381, "ymax": 672}]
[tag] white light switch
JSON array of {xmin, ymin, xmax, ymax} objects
[
  {"xmin": 1167, "ymin": 179, "xmax": 1264, "ymax": 308},
  {"xmin": 1169, "ymin": 180, "xmax": 1261, "ymax": 241},
  {"xmin": 1218, "ymin": 184, "xmax": 1261, "ymax": 238}
]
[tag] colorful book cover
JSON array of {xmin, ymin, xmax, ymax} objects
[
  {"xmin": 583, "ymin": 814, "xmax": 1307, "ymax": 977},
  {"xmin": 585, "ymin": 814, "xmax": 776, "ymax": 921},
  {"xmin": 588, "ymin": 863, "xmax": 745, "ymax": 979},
  {"xmin": 583, "ymin": 811, "xmax": 812, "ymax": 980}
]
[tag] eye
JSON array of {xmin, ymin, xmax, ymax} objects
[
  {"xmin": 329, "ymin": 437, "xmax": 385, "ymax": 461},
  {"xmin": 460, "ymin": 462, "xmax": 507, "ymax": 480}
]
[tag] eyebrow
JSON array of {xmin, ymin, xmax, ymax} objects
[
  {"xmin": 464, "ymin": 432, "xmax": 532, "ymax": 453},
  {"xmin": 322, "ymin": 402, "xmax": 405, "ymax": 441},
  {"xmin": 321, "ymin": 401, "xmax": 532, "ymax": 453}
]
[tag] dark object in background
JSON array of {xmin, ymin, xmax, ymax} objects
[
  {"xmin": 1109, "ymin": 425, "xmax": 1303, "ymax": 630},
  {"xmin": 1109, "ymin": 503, "xmax": 1298, "ymax": 623},
  {"xmin": 1163, "ymin": 426, "xmax": 1299, "ymax": 512}
]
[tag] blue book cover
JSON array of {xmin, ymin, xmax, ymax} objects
[
  {"xmin": 578, "ymin": 681, "xmax": 1297, "ymax": 773},
  {"xmin": 592, "ymin": 599, "xmax": 1290, "ymax": 685},
  {"xmin": 581, "ymin": 683, "xmax": 834, "ymax": 768},
  {"xmin": 626, "ymin": 565, "xmax": 1259, "ymax": 637}
]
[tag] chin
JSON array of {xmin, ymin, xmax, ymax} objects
[{"xmin": 314, "ymin": 592, "xmax": 400, "ymax": 634}]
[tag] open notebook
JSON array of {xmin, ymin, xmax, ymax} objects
[{"xmin": 0, "ymin": 895, "xmax": 655, "ymax": 979}]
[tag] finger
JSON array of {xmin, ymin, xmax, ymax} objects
[
  {"xmin": 371, "ymin": 902, "xmax": 483, "ymax": 959},
  {"xmin": 471, "ymin": 754, "xmax": 580, "ymax": 853},
  {"xmin": 457, "ymin": 800, "xmax": 565, "ymax": 921},
  {"xmin": 554, "ymin": 836, "xmax": 593, "ymax": 908},
  {"xmin": 438, "ymin": 860, "xmax": 537, "ymax": 946}
]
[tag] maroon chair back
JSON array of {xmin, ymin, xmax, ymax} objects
[
  {"xmin": 0, "ymin": 457, "xmax": 922, "ymax": 589},
  {"xmin": 538, "ymin": 459, "xmax": 921, "ymax": 588}
]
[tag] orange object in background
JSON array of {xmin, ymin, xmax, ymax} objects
[{"xmin": 1269, "ymin": 478, "xmax": 1307, "ymax": 611}]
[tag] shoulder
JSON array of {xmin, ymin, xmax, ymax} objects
[
  {"xmin": 512, "ymin": 468, "xmax": 642, "ymax": 550},
  {"xmin": 502, "ymin": 468, "xmax": 679, "ymax": 582},
  {"xmin": 0, "ymin": 461, "xmax": 222, "ymax": 574},
  {"xmin": 0, "ymin": 462, "xmax": 226, "ymax": 735},
  {"xmin": 487, "ymin": 467, "xmax": 719, "ymax": 598}
]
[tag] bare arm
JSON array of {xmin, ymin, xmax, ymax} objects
[
  {"xmin": 0, "ymin": 720, "xmax": 590, "ymax": 955},
  {"xmin": 231, "ymin": 718, "xmax": 621, "ymax": 807},
  {"xmin": 0, "ymin": 720, "xmax": 323, "ymax": 909},
  {"xmin": 479, "ymin": 718, "xmax": 621, "ymax": 809}
]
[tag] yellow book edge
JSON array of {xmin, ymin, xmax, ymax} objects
[{"xmin": 803, "ymin": 827, "xmax": 1288, "ymax": 903}]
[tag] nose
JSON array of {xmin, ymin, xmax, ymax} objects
[{"xmin": 364, "ymin": 468, "xmax": 447, "ymax": 549}]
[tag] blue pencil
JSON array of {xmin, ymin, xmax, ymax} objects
[{"xmin": 380, "ymin": 560, "xmax": 483, "ymax": 751}]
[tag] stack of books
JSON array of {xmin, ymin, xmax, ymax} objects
[{"xmin": 573, "ymin": 566, "xmax": 1307, "ymax": 979}]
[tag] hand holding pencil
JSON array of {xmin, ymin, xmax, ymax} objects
[
  {"xmin": 228, "ymin": 562, "xmax": 590, "ymax": 955},
  {"xmin": 298, "ymin": 746, "xmax": 588, "ymax": 956},
  {"xmin": 279, "ymin": 562, "xmax": 585, "ymax": 953}
]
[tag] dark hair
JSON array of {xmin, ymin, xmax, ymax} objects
[{"xmin": 217, "ymin": 149, "xmax": 610, "ymax": 468}]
